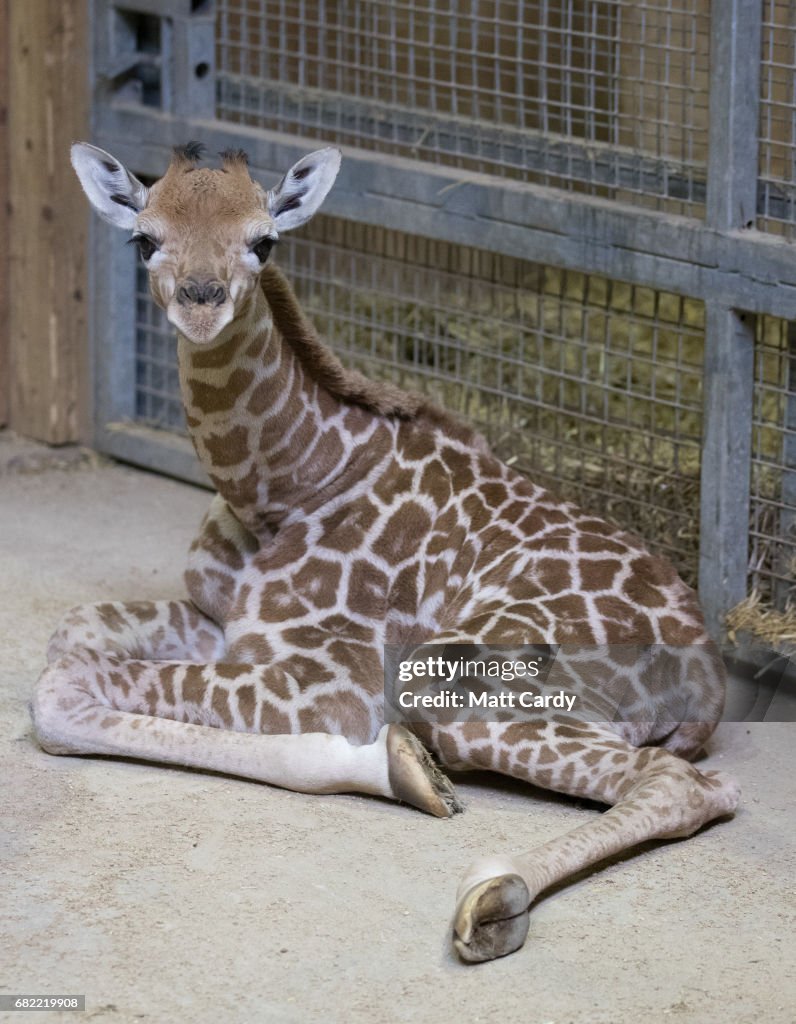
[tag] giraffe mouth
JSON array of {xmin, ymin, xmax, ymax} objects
[{"xmin": 167, "ymin": 300, "xmax": 235, "ymax": 345}]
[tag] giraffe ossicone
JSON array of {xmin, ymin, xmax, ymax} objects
[{"xmin": 33, "ymin": 141, "xmax": 740, "ymax": 963}]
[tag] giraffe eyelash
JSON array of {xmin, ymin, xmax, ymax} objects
[
  {"xmin": 128, "ymin": 234, "xmax": 160, "ymax": 261},
  {"xmin": 250, "ymin": 237, "xmax": 278, "ymax": 263}
]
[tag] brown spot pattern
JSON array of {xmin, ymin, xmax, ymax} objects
[
  {"xmin": 372, "ymin": 502, "xmax": 431, "ymax": 564},
  {"xmin": 189, "ymin": 369, "xmax": 254, "ymax": 414}
]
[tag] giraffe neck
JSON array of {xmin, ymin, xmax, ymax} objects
[{"xmin": 178, "ymin": 275, "xmax": 385, "ymax": 535}]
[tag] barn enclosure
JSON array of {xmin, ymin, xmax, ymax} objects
[{"xmin": 13, "ymin": 0, "xmax": 796, "ymax": 653}]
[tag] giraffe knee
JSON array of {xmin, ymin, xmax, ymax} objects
[
  {"xmin": 31, "ymin": 654, "xmax": 102, "ymax": 755},
  {"xmin": 46, "ymin": 604, "xmax": 94, "ymax": 662},
  {"xmin": 31, "ymin": 660, "xmax": 74, "ymax": 754}
]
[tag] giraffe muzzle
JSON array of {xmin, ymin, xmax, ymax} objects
[{"xmin": 176, "ymin": 279, "xmax": 228, "ymax": 307}]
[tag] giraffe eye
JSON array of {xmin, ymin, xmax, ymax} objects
[
  {"xmin": 132, "ymin": 235, "xmax": 158, "ymax": 262},
  {"xmin": 251, "ymin": 237, "xmax": 275, "ymax": 263}
]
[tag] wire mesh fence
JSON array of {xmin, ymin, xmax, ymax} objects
[
  {"xmin": 134, "ymin": 264, "xmax": 184, "ymax": 431},
  {"xmin": 216, "ymin": 0, "xmax": 709, "ymax": 214},
  {"xmin": 759, "ymin": 0, "xmax": 796, "ymax": 237},
  {"xmin": 751, "ymin": 317, "xmax": 796, "ymax": 606}
]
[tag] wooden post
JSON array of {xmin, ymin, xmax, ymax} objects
[
  {"xmin": 7, "ymin": 0, "xmax": 90, "ymax": 443},
  {"xmin": 0, "ymin": 0, "xmax": 9, "ymax": 428}
]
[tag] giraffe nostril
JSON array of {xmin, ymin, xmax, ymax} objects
[
  {"xmin": 205, "ymin": 282, "xmax": 227, "ymax": 307},
  {"xmin": 177, "ymin": 282, "xmax": 201, "ymax": 306},
  {"xmin": 177, "ymin": 280, "xmax": 227, "ymax": 307}
]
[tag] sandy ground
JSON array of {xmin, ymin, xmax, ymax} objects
[{"xmin": 1, "ymin": 431, "xmax": 794, "ymax": 1024}]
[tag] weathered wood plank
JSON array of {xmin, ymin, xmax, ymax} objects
[
  {"xmin": 0, "ymin": 0, "xmax": 9, "ymax": 428},
  {"xmin": 8, "ymin": 0, "xmax": 89, "ymax": 443}
]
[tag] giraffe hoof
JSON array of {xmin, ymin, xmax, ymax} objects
[
  {"xmin": 385, "ymin": 725, "xmax": 463, "ymax": 818},
  {"xmin": 453, "ymin": 874, "xmax": 531, "ymax": 963}
]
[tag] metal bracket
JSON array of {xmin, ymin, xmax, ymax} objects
[{"xmin": 94, "ymin": 1, "xmax": 215, "ymax": 116}]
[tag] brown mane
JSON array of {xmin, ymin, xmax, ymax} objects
[{"xmin": 260, "ymin": 264, "xmax": 489, "ymax": 450}]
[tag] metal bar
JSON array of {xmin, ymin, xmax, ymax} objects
[
  {"xmin": 96, "ymin": 422, "xmax": 211, "ymax": 487},
  {"xmin": 103, "ymin": 0, "xmax": 193, "ymax": 16},
  {"xmin": 699, "ymin": 307, "xmax": 756, "ymax": 639},
  {"xmin": 93, "ymin": 110, "xmax": 796, "ymax": 318},
  {"xmin": 91, "ymin": 218, "xmax": 138, "ymax": 435},
  {"xmin": 171, "ymin": 6, "xmax": 216, "ymax": 119},
  {"xmin": 706, "ymin": 0, "xmax": 762, "ymax": 231},
  {"xmin": 698, "ymin": 0, "xmax": 762, "ymax": 639},
  {"xmin": 776, "ymin": 322, "xmax": 796, "ymax": 606}
]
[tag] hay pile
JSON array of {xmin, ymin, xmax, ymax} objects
[{"xmin": 726, "ymin": 589, "xmax": 796, "ymax": 656}]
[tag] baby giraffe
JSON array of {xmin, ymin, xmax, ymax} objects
[{"xmin": 32, "ymin": 141, "xmax": 740, "ymax": 962}]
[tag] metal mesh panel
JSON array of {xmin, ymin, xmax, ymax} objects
[
  {"xmin": 277, "ymin": 216, "xmax": 705, "ymax": 579},
  {"xmin": 134, "ymin": 263, "xmax": 184, "ymax": 430},
  {"xmin": 216, "ymin": 0, "xmax": 709, "ymax": 215},
  {"xmin": 750, "ymin": 317, "xmax": 796, "ymax": 609},
  {"xmin": 759, "ymin": 0, "xmax": 796, "ymax": 237}
]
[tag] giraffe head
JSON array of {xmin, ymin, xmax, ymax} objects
[{"xmin": 71, "ymin": 141, "xmax": 341, "ymax": 345}]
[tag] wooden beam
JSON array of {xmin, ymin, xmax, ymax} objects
[
  {"xmin": 8, "ymin": 0, "xmax": 89, "ymax": 443},
  {"xmin": 0, "ymin": 0, "xmax": 9, "ymax": 428}
]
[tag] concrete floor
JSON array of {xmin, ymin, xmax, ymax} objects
[{"xmin": 1, "ymin": 430, "xmax": 794, "ymax": 1024}]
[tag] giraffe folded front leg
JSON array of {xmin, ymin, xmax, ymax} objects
[{"xmin": 30, "ymin": 653, "xmax": 460, "ymax": 814}]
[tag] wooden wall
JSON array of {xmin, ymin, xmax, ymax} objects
[
  {"xmin": 5, "ymin": 0, "xmax": 89, "ymax": 443},
  {"xmin": 0, "ymin": 0, "xmax": 8, "ymax": 429}
]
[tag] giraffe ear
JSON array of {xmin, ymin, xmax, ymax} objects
[
  {"xmin": 70, "ymin": 142, "xmax": 149, "ymax": 230},
  {"xmin": 267, "ymin": 147, "xmax": 341, "ymax": 232}
]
